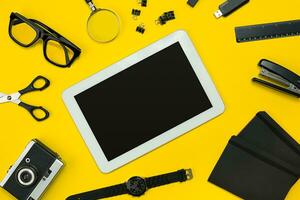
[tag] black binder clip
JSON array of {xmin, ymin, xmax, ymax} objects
[
  {"xmin": 132, "ymin": 9, "xmax": 141, "ymax": 19},
  {"xmin": 156, "ymin": 15, "xmax": 167, "ymax": 25},
  {"xmin": 164, "ymin": 11, "xmax": 175, "ymax": 20},
  {"xmin": 138, "ymin": 0, "xmax": 147, "ymax": 7},
  {"xmin": 252, "ymin": 59, "xmax": 300, "ymax": 97},
  {"xmin": 187, "ymin": 0, "xmax": 199, "ymax": 7},
  {"xmin": 156, "ymin": 11, "xmax": 175, "ymax": 25},
  {"xmin": 136, "ymin": 24, "xmax": 145, "ymax": 34}
]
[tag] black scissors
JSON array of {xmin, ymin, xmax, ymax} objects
[{"xmin": 0, "ymin": 76, "xmax": 50, "ymax": 121}]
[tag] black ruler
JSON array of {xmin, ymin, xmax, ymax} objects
[{"xmin": 235, "ymin": 19, "xmax": 300, "ymax": 43}]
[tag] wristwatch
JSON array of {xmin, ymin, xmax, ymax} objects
[{"xmin": 66, "ymin": 169, "xmax": 193, "ymax": 200}]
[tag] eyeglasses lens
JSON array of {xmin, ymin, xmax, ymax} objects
[
  {"xmin": 46, "ymin": 40, "xmax": 75, "ymax": 66},
  {"xmin": 11, "ymin": 19, "xmax": 37, "ymax": 46}
]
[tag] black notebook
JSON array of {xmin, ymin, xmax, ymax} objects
[{"xmin": 209, "ymin": 111, "xmax": 300, "ymax": 200}]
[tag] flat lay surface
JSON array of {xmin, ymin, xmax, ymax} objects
[{"xmin": 0, "ymin": 0, "xmax": 299, "ymax": 199}]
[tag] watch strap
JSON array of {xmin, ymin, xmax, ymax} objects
[
  {"xmin": 66, "ymin": 183, "xmax": 128, "ymax": 200},
  {"xmin": 145, "ymin": 169, "xmax": 193, "ymax": 189}
]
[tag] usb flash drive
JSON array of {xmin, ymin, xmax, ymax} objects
[{"xmin": 214, "ymin": 0, "xmax": 249, "ymax": 18}]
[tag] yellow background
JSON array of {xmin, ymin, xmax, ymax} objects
[{"xmin": 0, "ymin": 0, "xmax": 300, "ymax": 199}]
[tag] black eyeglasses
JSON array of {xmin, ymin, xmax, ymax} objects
[{"xmin": 9, "ymin": 12, "xmax": 81, "ymax": 68}]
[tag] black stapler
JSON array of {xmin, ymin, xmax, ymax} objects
[{"xmin": 252, "ymin": 59, "xmax": 300, "ymax": 98}]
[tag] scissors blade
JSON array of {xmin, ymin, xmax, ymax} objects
[
  {"xmin": 8, "ymin": 92, "xmax": 21, "ymax": 104},
  {"xmin": 0, "ymin": 92, "xmax": 21, "ymax": 104},
  {"xmin": 0, "ymin": 92, "xmax": 8, "ymax": 103}
]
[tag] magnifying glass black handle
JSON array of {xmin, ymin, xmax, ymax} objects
[{"xmin": 85, "ymin": 0, "xmax": 97, "ymax": 11}]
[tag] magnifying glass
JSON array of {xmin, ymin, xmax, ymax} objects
[{"xmin": 85, "ymin": 0, "xmax": 120, "ymax": 43}]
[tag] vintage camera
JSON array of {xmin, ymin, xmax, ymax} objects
[{"xmin": 0, "ymin": 139, "xmax": 63, "ymax": 200}]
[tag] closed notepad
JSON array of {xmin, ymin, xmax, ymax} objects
[
  {"xmin": 239, "ymin": 112, "xmax": 300, "ymax": 168},
  {"xmin": 209, "ymin": 112, "xmax": 300, "ymax": 200}
]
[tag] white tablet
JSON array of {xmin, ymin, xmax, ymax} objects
[{"xmin": 63, "ymin": 30, "xmax": 224, "ymax": 173}]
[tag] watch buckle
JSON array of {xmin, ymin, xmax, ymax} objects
[{"xmin": 185, "ymin": 169, "xmax": 193, "ymax": 180}]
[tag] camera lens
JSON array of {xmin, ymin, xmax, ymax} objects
[{"xmin": 17, "ymin": 167, "xmax": 37, "ymax": 187}]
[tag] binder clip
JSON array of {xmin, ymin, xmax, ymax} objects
[
  {"xmin": 252, "ymin": 59, "xmax": 300, "ymax": 98},
  {"xmin": 132, "ymin": 9, "xmax": 141, "ymax": 20},
  {"xmin": 156, "ymin": 11, "xmax": 175, "ymax": 25},
  {"xmin": 164, "ymin": 11, "xmax": 175, "ymax": 21},
  {"xmin": 138, "ymin": 0, "xmax": 147, "ymax": 7},
  {"xmin": 156, "ymin": 15, "xmax": 167, "ymax": 25},
  {"xmin": 187, "ymin": 0, "xmax": 199, "ymax": 7},
  {"xmin": 136, "ymin": 24, "xmax": 145, "ymax": 34}
]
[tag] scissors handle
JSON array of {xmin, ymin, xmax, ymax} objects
[
  {"xmin": 19, "ymin": 76, "xmax": 50, "ymax": 95},
  {"xmin": 19, "ymin": 102, "xmax": 50, "ymax": 121}
]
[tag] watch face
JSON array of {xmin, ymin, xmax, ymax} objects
[{"xmin": 126, "ymin": 176, "xmax": 147, "ymax": 196}]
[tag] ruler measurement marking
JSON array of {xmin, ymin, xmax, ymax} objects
[{"xmin": 235, "ymin": 20, "xmax": 300, "ymax": 43}]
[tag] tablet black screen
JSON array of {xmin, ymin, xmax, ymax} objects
[{"xmin": 75, "ymin": 42, "xmax": 212, "ymax": 161}]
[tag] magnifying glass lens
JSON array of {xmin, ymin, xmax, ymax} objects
[{"xmin": 87, "ymin": 10, "xmax": 120, "ymax": 43}]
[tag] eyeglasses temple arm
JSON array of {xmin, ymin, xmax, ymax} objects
[{"xmin": 11, "ymin": 18, "xmax": 24, "ymax": 26}]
